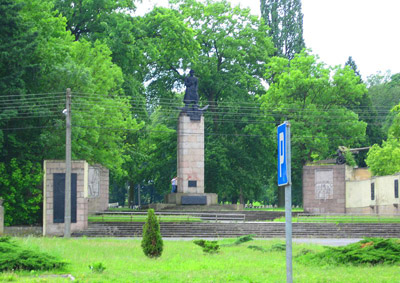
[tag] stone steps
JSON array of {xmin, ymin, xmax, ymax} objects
[{"xmin": 73, "ymin": 222, "xmax": 400, "ymax": 238}]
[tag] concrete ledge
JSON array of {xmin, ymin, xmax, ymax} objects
[
  {"xmin": 165, "ymin": 193, "xmax": 218, "ymax": 205},
  {"xmin": 4, "ymin": 226, "xmax": 42, "ymax": 237}
]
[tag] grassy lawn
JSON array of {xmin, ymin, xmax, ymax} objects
[{"xmin": 1, "ymin": 237, "xmax": 399, "ymax": 282}]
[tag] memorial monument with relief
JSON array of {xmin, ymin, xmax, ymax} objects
[{"xmin": 165, "ymin": 70, "xmax": 217, "ymax": 206}]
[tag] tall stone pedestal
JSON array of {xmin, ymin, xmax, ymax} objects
[{"xmin": 166, "ymin": 112, "xmax": 217, "ymax": 206}]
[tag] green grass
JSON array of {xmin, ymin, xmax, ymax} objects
[
  {"xmin": 89, "ymin": 215, "xmax": 203, "ymax": 223},
  {"xmin": 0, "ymin": 237, "xmax": 399, "ymax": 282}
]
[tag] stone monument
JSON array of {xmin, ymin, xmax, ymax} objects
[
  {"xmin": 43, "ymin": 160, "xmax": 109, "ymax": 236},
  {"xmin": 165, "ymin": 70, "xmax": 217, "ymax": 206}
]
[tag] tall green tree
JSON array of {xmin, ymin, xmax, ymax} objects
[
  {"xmin": 366, "ymin": 85, "xmax": 400, "ymax": 176},
  {"xmin": 368, "ymin": 73, "xmax": 400, "ymax": 133},
  {"xmin": 260, "ymin": 0, "xmax": 305, "ymax": 59},
  {"xmin": 0, "ymin": 0, "xmax": 142, "ymax": 224},
  {"xmin": 344, "ymin": 56, "xmax": 383, "ymax": 165},
  {"xmin": 261, "ymin": 50, "xmax": 367, "ymax": 204},
  {"xmin": 166, "ymin": 0, "xmax": 276, "ymax": 203},
  {"xmin": 52, "ymin": 0, "xmax": 136, "ymax": 41}
]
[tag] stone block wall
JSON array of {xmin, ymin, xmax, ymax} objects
[
  {"xmin": 87, "ymin": 165, "xmax": 109, "ymax": 214},
  {"xmin": 303, "ymin": 165, "xmax": 346, "ymax": 213},
  {"xmin": 177, "ymin": 113, "xmax": 204, "ymax": 194},
  {"xmin": 43, "ymin": 160, "xmax": 88, "ymax": 236}
]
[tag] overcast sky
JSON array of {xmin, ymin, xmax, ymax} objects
[{"xmin": 136, "ymin": 0, "xmax": 400, "ymax": 80}]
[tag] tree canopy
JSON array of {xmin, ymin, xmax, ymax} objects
[{"xmin": 260, "ymin": 0, "xmax": 305, "ymax": 59}]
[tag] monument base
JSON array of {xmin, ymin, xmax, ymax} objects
[{"xmin": 165, "ymin": 193, "xmax": 218, "ymax": 206}]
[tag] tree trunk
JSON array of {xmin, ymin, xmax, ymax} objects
[
  {"xmin": 239, "ymin": 187, "xmax": 244, "ymax": 205},
  {"xmin": 128, "ymin": 181, "xmax": 135, "ymax": 208},
  {"xmin": 278, "ymin": 187, "xmax": 285, "ymax": 207}
]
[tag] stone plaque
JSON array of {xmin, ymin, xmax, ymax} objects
[
  {"xmin": 181, "ymin": 195, "xmax": 207, "ymax": 205},
  {"xmin": 315, "ymin": 169, "xmax": 333, "ymax": 200},
  {"xmin": 88, "ymin": 167, "xmax": 100, "ymax": 197},
  {"xmin": 53, "ymin": 173, "xmax": 77, "ymax": 223}
]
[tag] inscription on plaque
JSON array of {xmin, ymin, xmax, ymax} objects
[
  {"xmin": 188, "ymin": 180, "xmax": 197, "ymax": 187},
  {"xmin": 315, "ymin": 169, "xmax": 333, "ymax": 200}
]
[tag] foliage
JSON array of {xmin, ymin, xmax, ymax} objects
[
  {"xmin": 0, "ymin": 236, "xmax": 66, "ymax": 271},
  {"xmin": 141, "ymin": 209, "xmax": 163, "ymax": 258},
  {"xmin": 232, "ymin": 234, "xmax": 255, "ymax": 245},
  {"xmin": 344, "ymin": 57, "xmax": 383, "ymax": 164},
  {"xmin": 297, "ymin": 238, "xmax": 400, "ymax": 265},
  {"xmin": 268, "ymin": 243, "xmax": 286, "ymax": 251},
  {"xmin": 53, "ymin": 0, "xmax": 136, "ymax": 41},
  {"xmin": 221, "ymin": 234, "xmax": 255, "ymax": 247},
  {"xmin": 365, "ymin": 73, "xmax": 400, "ymax": 175},
  {"xmin": 260, "ymin": 0, "xmax": 305, "ymax": 59},
  {"xmin": 0, "ymin": 159, "xmax": 42, "ymax": 226},
  {"xmin": 366, "ymin": 138, "xmax": 400, "ymax": 175},
  {"xmin": 368, "ymin": 72, "xmax": 400, "ymax": 133},
  {"xmin": 89, "ymin": 262, "xmax": 106, "ymax": 273},
  {"xmin": 193, "ymin": 239, "xmax": 220, "ymax": 254},
  {"xmin": 168, "ymin": 0, "xmax": 276, "ymax": 203},
  {"xmin": 343, "ymin": 149, "xmax": 357, "ymax": 167},
  {"xmin": 261, "ymin": 50, "xmax": 367, "ymax": 204}
]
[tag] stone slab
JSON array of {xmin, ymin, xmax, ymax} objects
[
  {"xmin": 165, "ymin": 193, "xmax": 218, "ymax": 206},
  {"xmin": 181, "ymin": 195, "xmax": 207, "ymax": 205}
]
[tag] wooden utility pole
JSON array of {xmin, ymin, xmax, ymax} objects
[{"xmin": 64, "ymin": 88, "xmax": 72, "ymax": 237}]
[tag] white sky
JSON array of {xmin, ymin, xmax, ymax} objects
[{"xmin": 136, "ymin": 0, "xmax": 400, "ymax": 80}]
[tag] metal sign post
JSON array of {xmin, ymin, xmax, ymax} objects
[
  {"xmin": 64, "ymin": 88, "xmax": 72, "ymax": 238},
  {"xmin": 277, "ymin": 121, "xmax": 292, "ymax": 283}
]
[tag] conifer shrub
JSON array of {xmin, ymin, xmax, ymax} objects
[
  {"xmin": 0, "ymin": 236, "xmax": 66, "ymax": 271},
  {"xmin": 141, "ymin": 209, "xmax": 163, "ymax": 258},
  {"xmin": 233, "ymin": 234, "xmax": 255, "ymax": 245},
  {"xmin": 193, "ymin": 240, "xmax": 220, "ymax": 254},
  {"xmin": 221, "ymin": 234, "xmax": 255, "ymax": 247},
  {"xmin": 297, "ymin": 238, "xmax": 400, "ymax": 265}
]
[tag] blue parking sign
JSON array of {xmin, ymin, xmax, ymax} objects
[{"xmin": 277, "ymin": 122, "xmax": 288, "ymax": 186}]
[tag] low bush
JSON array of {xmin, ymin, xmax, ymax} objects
[
  {"xmin": 221, "ymin": 234, "xmax": 255, "ymax": 247},
  {"xmin": 193, "ymin": 240, "xmax": 220, "ymax": 254},
  {"xmin": 89, "ymin": 262, "xmax": 106, "ymax": 273},
  {"xmin": 0, "ymin": 236, "xmax": 66, "ymax": 271},
  {"xmin": 297, "ymin": 238, "xmax": 400, "ymax": 265},
  {"xmin": 233, "ymin": 234, "xmax": 255, "ymax": 245},
  {"xmin": 268, "ymin": 243, "xmax": 286, "ymax": 252}
]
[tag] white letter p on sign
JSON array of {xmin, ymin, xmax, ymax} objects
[{"xmin": 279, "ymin": 132, "xmax": 284, "ymax": 177}]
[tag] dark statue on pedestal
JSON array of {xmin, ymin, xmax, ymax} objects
[
  {"xmin": 181, "ymin": 69, "xmax": 208, "ymax": 121},
  {"xmin": 184, "ymin": 69, "xmax": 199, "ymax": 108}
]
